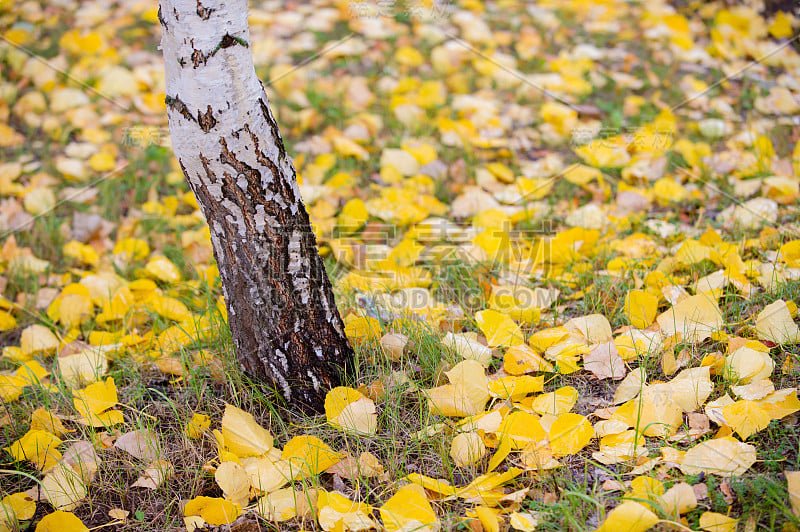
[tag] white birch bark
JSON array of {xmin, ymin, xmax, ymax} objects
[{"xmin": 159, "ymin": 0, "xmax": 353, "ymax": 411}]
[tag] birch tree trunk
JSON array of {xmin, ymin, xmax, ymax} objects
[{"xmin": 158, "ymin": 0, "xmax": 353, "ymax": 412}]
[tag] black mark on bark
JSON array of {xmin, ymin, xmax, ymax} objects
[
  {"xmin": 198, "ymin": 105, "xmax": 217, "ymax": 132},
  {"xmin": 196, "ymin": 0, "xmax": 213, "ymax": 20}
]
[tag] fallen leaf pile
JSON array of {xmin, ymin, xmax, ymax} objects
[{"xmin": 1, "ymin": 0, "xmax": 800, "ymax": 530}]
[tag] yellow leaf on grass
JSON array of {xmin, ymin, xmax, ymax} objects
[
  {"xmin": 624, "ymin": 290, "xmax": 658, "ymax": 329},
  {"xmin": 473, "ymin": 506, "xmax": 500, "ymax": 532},
  {"xmin": 1, "ymin": 492, "xmax": 36, "ymax": 522},
  {"xmin": 241, "ymin": 456, "xmax": 292, "ymax": 493},
  {"xmin": 185, "ymin": 413, "xmax": 211, "ymax": 439},
  {"xmin": 503, "ymin": 344, "xmax": 553, "ymax": 374},
  {"xmin": 722, "ymin": 400, "xmax": 771, "ymax": 439},
  {"xmin": 509, "ymin": 511, "xmax": 539, "ymax": 532},
  {"xmin": 379, "ymin": 484, "xmax": 439, "ymax": 532},
  {"xmin": 564, "ymin": 314, "xmax": 613, "ymax": 344},
  {"xmin": 755, "ymin": 300, "xmax": 800, "ymax": 345},
  {"xmin": 325, "ymin": 387, "xmax": 378, "ymax": 435},
  {"xmin": 282, "ymin": 435, "xmax": 343, "ymax": 477},
  {"xmin": 723, "ymin": 346, "xmax": 774, "ymax": 384},
  {"xmin": 531, "ymin": 386, "xmax": 578, "ymax": 416},
  {"xmin": 548, "ymin": 413, "xmax": 593, "ymax": 457},
  {"xmin": 220, "ymin": 404, "xmax": 273, "ymax": 458},
  {"xmin": 57, "ymin": 344, "xmax": 108, "ymax": 388},
  {"xmin": 656, "ymin": 294, "xmax": 724, "ymax": 343},
  {"xmin": 148, "ymin": 295, "xmax": 191, "ymax": 322},
  {"xmin": 344, "ymin": 316, "xmax": 382, "ymax": 344},
  {"xmin": 34, "ymin": 511, "xmax": 88, "ymax": 532},
  {"xmin": 257, "ymin": 488, "xmax": 316, "ymax": 522},
  {"xmin": 679, "ymin": 437, "xmax": 756, "ymax": 477},
  {"xmin": 215, "ymin": 461, "xmax": 251, "ymax": 507},
  {"xmin": 476, "ymin": 310, "xmax": 523, "ymax": 347},
  {"xmin": 145, "ymin": 256, "xmax": 182, "ymax": 283},
  {"xmin": 338, "ymin": 198, "xmax": 369, "ymax": 230},
  {"xmin": 316, "ymin": 490, "xmax": 375, "ymax": 531},
  {"xmin": 405, "ymin": 474, "xmax": 459, "ymax": 498},
  {"xmin": 614, "ymin": 387, "xmax": 683, "ymax": 438},
  {"xmin": 450, "ymin": 432, "xmax": 486, "ymax": 467},
  {"xmin": 659, "ymin": 482, "xmax": 697, "ymax": 517},
  {"xmin": 20, "ymin": 324, "xmax": 59, "ymax": 357},
  {"xmin": 425, "ymin": 360, "xmax": 489, "ymax": 417},
  {"xmin": 496, "ymin": 411, "xmax": 547, "ymax": 450},
  {"xmin": 786, "ymin": 470, "xmax": 800, "ymax": 518},
  {"xmin": 72, "ymin": 378, "xmax": 123, "ymax": 426},
  {"xmin": 183, "ymin": 496, "xmax": 241, "ymax": 526},
  {"xmin": 41, "ymin": 463, "xmax": 87, "ymax": 511},
  {"xmin": 595, "ymin": 501, "xmax": 658, "ymax": 532},
  {"xmin": 699, "ymin": 512, "xmax": 738, "ymax": 532},
  {"xmin": 487, "ymin": 375, "xmax": 543, "ymax": 400},
  {"xmin": 4, "ymin": 429, "xmax": 62, "ymax": 471}
]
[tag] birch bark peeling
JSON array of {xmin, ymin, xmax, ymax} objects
[{"xmin": 159, "ymin": 0, "xmax": 353, "ymax": 412}]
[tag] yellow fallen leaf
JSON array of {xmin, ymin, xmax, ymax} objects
[
  {"xmin": 755, "ymin": 300, "xmax": 800, "ymax": 345},
  {"xmin": 257, "ymin": 488, "xmax": 316, "ymax": 522},
  {"xmin": 624, "ymin": 290, "xmax": 658, "ymax": 329},
  {"xmin": 658, "ymin": 482, "xmax": 697, "ymax": 517},
  {"xmin": 547, "ymin": 413, "xmax": 593, "ymax": 457},
  {"xmin": 722, "ymin": 400, "xmax": 771, "ymax": 439},
  {"xmin": 595, "ymin": 501, "xmax": 658, "ymax": 532},
  {"xmin": 183, "ymin": 496, "xmax": 241, "ymax": 526},
  {"xmin": 476, "ymin": 309, "xmax": 524, "ymax": 347},
  {"xmin": 379, "ymin": 483, "xmax": 439, "ymax": 532},
  {"xmin": 531, "ymin": 386, "xmax": 578, "ymax": 415},
  {"xmin": 424, "ymin": 360, "xmax": 489, "ymax": 417},
  {"xmin": 699, "ymin": 511, "xmax": 738, "ymax": 532},
  {"xmin": 472, "ymin": 505, "xmax": 500, "ymax": 532},
  {"xmin": 450, "ymin": 432, "xmax": 486, "ymax": 467},
  {"xmin": 442, "ymin": 332, "xmax": 493, "ymax": 367},
  {"xmin": 679, "ymin": 436, "xmax": 756, "ymax": 477},
  {"xmin": 41, "ymin": 463, "xmax": 87, "ymax": 511},
  {"xmin": 57, "ymin": 344, "xmax": 108, "ymax": 388},
  {"xmin": 0, "ymin": 492, "xmax": 35, "ymax": 522},
  {"xmin": 4, "ymin": 429, "xmax": 62, "ymax": 471},
  {"xmin": 338, "ymin": 198, "xmax": 369, "ymax": 230},
  {"xmin": 786, "ymin": 471, "xmax": 800, "ymax": 518},
  {"xmin": 185, "ymin": 413, "xmax": 211, "ymax": 439},
  {"xmin": 503, "ymin": 344, "xmax": 554, "ymax": 374},
  {"xmin": 34, "ymin": 510, "xmax": 88, "ymax": 531},
  {"xmin": 344, "ymin": 316, "xmax": 382, "ymax": 345},
  {"xmin": 509, "ymin": 511, "xmax": 539, "ymax": 531},
  {"xmin": 282, "ymin": 435, "xmax": 343, "ymax": 477},
  {"xmin": 317, "ymin": 490, "xmax": 375, "ymax": 531},
  {"xmin": 241, "ymin": 456, "xmax": 292, "ymax": 493},
  {"xmin": 325, "ymin": 387, "xmax": 377, "ymax": 435},
  {"xmin": 656, "ymin": 294, "xmax": 724, "ymax": 343},
  {"xmin": 496, "ymin": 411, "xmax": 547, "ymax": 450},
  {"xmin": 20, "ymin": 324, "xmax": 59, "ymax": 357},
  {"xmin": 723, "ymin": 346, "xmax": 774, "ymax": 384},
  {"xmin": 144, "ymin": 256, "xmax": 182, "ymax": 283},
  {"xmin": 564, "ymin": 314, "xmax": 613, "ymax": 344},
  {"xmin": 215, "ymin": 461, "xmax": 251, "ymax": 507},
  {"xmin": 614, "ymin": 387, "xmax": 682, "ymax": 437},
  {"xmin": 487, "ymin": 375, "xmax": 543, "ymax": 400},
  {"xmin": 220, "ymin": 404, "xmax": 273, "ymax": 458},
  {"xmin": 71, "ymin": 378, "xmax": 122, "ymax": 426}
]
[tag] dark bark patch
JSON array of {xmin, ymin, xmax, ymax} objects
[
  {"xmin": 165, "ymin": 94, "xmax": 196, "ymax": 124},
  {"xmin": 196, "ymin": 0, "xmax": 213, "ymax": 20},
  {"xmin": 157, "ymin": 5, "xmax": 166, "ymax": 27},
  {"xmin": 218, "ymin": 33, "xmax": 249, "ymax": 50},
  {"xmin": 198, "ymin": 105, "xmax": 216, "ymax": 132},
  {"xmin": 258, "ymin": 98, "xmax": 287, "ymax": 162}
]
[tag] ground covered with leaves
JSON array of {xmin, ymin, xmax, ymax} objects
[{"xmin": 2, "ymin": 0, "xmax": 800, "ymax": 530}]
